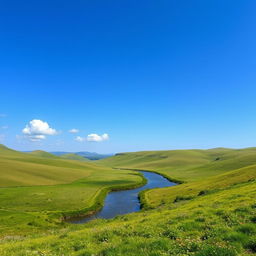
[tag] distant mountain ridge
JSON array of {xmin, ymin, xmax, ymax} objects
[{"xmin": 50, "ymin": 151, "xmax": 113, "ymax": 160}]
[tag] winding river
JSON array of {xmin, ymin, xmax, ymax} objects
[{"xmin": 70, "ymin": 171, "xmax": 176, "ymax": 224}]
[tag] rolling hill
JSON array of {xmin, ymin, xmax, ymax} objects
[
  {"xmin": 29, "ymin": 150, "xmax": 59, "ymax": 159},
  {"xmin": 0, "ymin": 145, "xmax": 255, "ymax": 255},
  {"xmin": 0, "ymin": 144, "xmax": 104, "ymax": 186},
  {"xmin": 99, "ymin": 148, "xmax": 256, "ymax": 181}
]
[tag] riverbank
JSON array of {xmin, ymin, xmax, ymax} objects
[
  {"xmin": 68, "ymin": 171, "xmax": 176, "ymax": 223},
  {"xmin": 61, "ymin": 171, "xmax": 147, "ymax": 222}
]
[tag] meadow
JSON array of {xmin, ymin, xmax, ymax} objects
[
  {"xmin": 0, "ymin": 144, "xmax": 144, "ymax": 235},
  {"xmin": 0, "ymin": 144, "xmax": 255, "ymax": 255}
]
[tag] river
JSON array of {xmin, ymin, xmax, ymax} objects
[{"xmin": 70, "ymin": 171, "xmax": 176, "ymax": 224}]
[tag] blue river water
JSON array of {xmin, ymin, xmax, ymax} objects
[{"xmin": 70, "ymin": 171, "xmax": 176, "ymax": 224}]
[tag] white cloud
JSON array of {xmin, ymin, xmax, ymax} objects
[
  {"xmin": 69, "ymin": 128, "xmax": 79, "ymax": 134},
  {"xmin": 87, "ymin": 133, "xmax": 109, "ymax": 142},
  {"xmin": 75, "ymin": 133, "xmax": 109, "ymax": 143},
  {"xmin": 1, "ymin": 126, "xmax": 8, "ymax": 130},
  {"xmin": 22, "ymin": 119, "xmax": 57, "ymax": 141},
  {"xmin": 29, "ymin": 135, "xmax": 46, "ymax": 142}
]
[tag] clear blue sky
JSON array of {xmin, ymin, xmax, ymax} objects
[{"xmin": 0, "ymin": 0, "xmax": 256, "ymax": 153}]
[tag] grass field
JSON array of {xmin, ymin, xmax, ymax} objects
[
  {"xmin": 1, "ymin": 175, "xmax": 255, "ymax": 255},
  {"xmin": 0, "ymin": 145, "xmax": 255, "ymax": 255},
  {"xmin": 0, "ymin": 144, "xmax": 144, "ymax": 235},
  {"xmin": 100, "ymin": 148, "xmax": 256, "ymax": 182}
]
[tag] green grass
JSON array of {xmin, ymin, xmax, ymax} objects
[
  {"xmin": 100, "ymin": 148, "xmax": 256, "ymax": 210},
  {"xmin": 0, "ymin": 144, "xmax": 125, "ymax": 187},
  {"xmin": 100, "ymin": 148, "xmax": 256, "ymax": 181},
  {"xmin": 0, "ymin": 145, "xmax": 144, "ymax": 235},
  {"xmin": 143, "ymin": 164, "xmax": 256, "ymax": 208},
  {"xmin": 0, "ymin": 178, "xmax": 255, "ymax": 255},
  {"xmin": 0, "ymin": 145, "xmax": 256, "ymax": 255}
]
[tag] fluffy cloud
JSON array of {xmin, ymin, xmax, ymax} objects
[
  {"xmin": 69, "ymin": 128, "xmax": 79, "ymax": 134},
  {"xmin": 75, "ymin": 133, "xmax": 109, "ymax": 142},
  {"xmin": 87, "ymin": 133, "xmax": 109, "ymax": 142},
  {"xmin": 22, "ymin": 119, "xmax": 57, "ymax": 141}
]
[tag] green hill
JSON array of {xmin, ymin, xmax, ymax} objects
[
  {"xmin": 29, "ymin": 150, "xmax": 58, "ymax": 159},
  {"xmin": 0, "ymin": 145, "xmax": 256, "ymax": 255},
  {"xmin": 99, "ymin": 148, "xmax": 256, "ymax": 181},
  {"xmin": 0, "ymin": 145, "xmax": 98, "ymax": 186}
]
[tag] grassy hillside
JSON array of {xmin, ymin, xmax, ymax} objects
[
  {"xmin": 100, "ymin": 147, "xmax": 256, "ymax": 209},
  {"xmin": 143, "ymin": 163, "xmax": 256, "ymax": 208},
  {"xmin": 0, "ymin": 144, "xmax": 111, "ymax": 186},
  {"xmin": 0, "ymin": 145, "xmax": 255, "ymax": 255},
  {"xmin": 29, "ymin": 150, "xmax": 59, "ymax": 159},
  {"xmin": 1, "ymin": 178, "xmax": 255, "ymax": 255},
  {"xmin": 100, "ymin": 148, "xmax": 256, "ymax": 181},
  {"xmin": 0, "ymin": 145, "xmax": 144, "ymax": 235}
]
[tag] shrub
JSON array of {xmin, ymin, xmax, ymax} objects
[
  {"xmin": 195, "ymin": 217, "xmax": 206, "ymax": 222},
  {"xmin": 174, "ymin": 195, "xmax": 194, "ymax": 203},
  {"xmin": 198, "ymin": 190, "xmax": 209, "ymax": 196},
  {"xmin": 251, "ymin": 216, "xmax": 256, "ymax": 223},
  {"xmin": 245, "ymin": 237, "xmax": 256, "ymax": 253},
  {"xmin": 162, "ymin": 229, "xmax": 178, "ymax": 240}
]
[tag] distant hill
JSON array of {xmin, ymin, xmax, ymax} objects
[
  {"xmin": 60, "ymin": 153, "xmax": 88, "ymax": 161},
  {"xmin": 51, "ymin": 151, "xmax": 113, "ymax": 160},
  {"xmin": 99, "ymin": 147, "xmax": 256, "ymax": 182},
  {"xmin": 29, "ymin": 150, "xmax": 58, "ymax": 159},
  {"xmin": 0, "ymin": 144, "xmax": 114, "ymax": 187}
]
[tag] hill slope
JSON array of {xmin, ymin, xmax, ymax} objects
[
  {"xmin": 1, "ymin": 173, "xmax": 255, "ymax": 256},
  {"xmin": 99, "ymin": 148, "xmax": 256, "ymax": 181},
  {"xmin": 0, "ymin": 145, "xmax": 255, "ymax": 256},
  {"xmin": 29, "ymin": 150, "xmax": 58, "ymax": 159},
  {"xmin": 0, "ymin": 145, "xmax": 122, "ymax": 187}
]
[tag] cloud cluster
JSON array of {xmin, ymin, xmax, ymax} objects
[
  {"xmin": 69, "ymin": 128, "xmax": 79, "ymax": 134},
  {"xmin": 87, "ymin": 133, "xmax": 109, "ymax": 142},
  {"xmin": 75, "ymin": 133, "xmax": 109, "ymax": 143},
  {"xmin": 19, "ymin": 119, "xmax": 110, "ymax": 144},
  {"xmin": 22, "ymin": 119, "xmax": 57, "ymax": 141}
]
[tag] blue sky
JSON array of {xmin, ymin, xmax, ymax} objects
[{"xmin": 0, "ymin": 0, "xmax": 256, "ymax": 153}]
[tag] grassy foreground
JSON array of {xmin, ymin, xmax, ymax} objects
[
  {"xmin": 0, "ymin": 177, "xmax": 255, "ymax": 255},
  {"xmin": 0, "ymin": 146, "xmax": 255, "ymax": 255}
]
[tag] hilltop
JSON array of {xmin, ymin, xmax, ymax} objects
[
  {"xmin": 29, "ymin": 150, "xmax": 58, "ymax": 159},
  {"xmin": 99, "ymin": 147, "xmax": 256, "ymax": 181},
  {"xmin": 60, "ymin": 153, "xmax": 88, "ymax": 161},
  {"xmin": 0, "ymin": 144, "xmax": 121, "ymax": 187}
]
